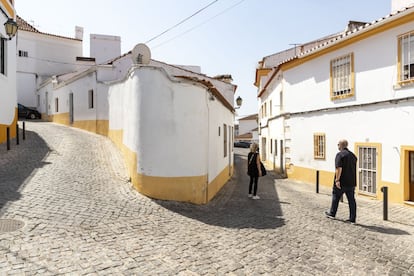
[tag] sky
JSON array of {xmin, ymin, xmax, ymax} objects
[{"xmin": 15, "ymin": 0, "xmax": 392, "ymax": 118}]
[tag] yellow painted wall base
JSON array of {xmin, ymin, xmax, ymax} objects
[
  {"xmin": 287, "ymin": 165, "xmax": 334, "ymax": 188},
  {"xmin": 287, "ymin": 164, "xmax": 408, "ymax": 205},
  {"xmin": 136, "ymin": 174, "xmax": 209, "ymax": 204},
  {"xmin": 46, "ymin": 113, "xmax": 109, "ymax": 136},
  {"xmin": 0, "ymin": 108, "xmax": 18, "ymax": 144},
  {"xmin": 207, "ymin": 166, "xmax": 232, "ymax": 203},
  {"xmin": 108, "ymin": 129, "xmax": 230, "ymax": 204},
  {"xmin": 46, "ymin": 117, "xmax": 230, "ymax": 204}
]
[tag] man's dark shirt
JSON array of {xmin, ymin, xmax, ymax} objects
[{"xmin": 335, "ymin": 148, "xmax": 357, "ymax": 187}]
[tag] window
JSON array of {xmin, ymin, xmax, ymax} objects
[
  {"xmin": 313, "ymin": 133, "xmax": 326, "ymax": 159},
  {"xmin": 275, "ymin": 139, "xmax": 278, "ymax": 156},
  {"xmin": 330, "ymin": 53, "xmax": 354, "ymax": 99},
  {"xmin": 223, "ymin": 124, "xmax": 227, "ymax": 157},
  {"xmin": 1, "ymin": 38, "xmax": 5, "ymax": 75},
  {"xmin": 18, "ymin": 50, "xmax": 28, "ymax": 57},
  {"xmin": 37, "ymin": 95, "xmax": 40, "ymax": 107},
  {"xmin": 269, "ymin": 100, "xmax": 272, "ymax": 117},
  {"xmin": 270, "ymin": 139, "xmax": 273, "ymax": 154},
  {"xmin": 399, "ymin": 32, "xmax": 414, "ymax": 83},
  {"xmin": 55, "ymin": 98, "xmax": 59, "ymax": 112},
  {"xmin": 358, "ymin": 146, "xmax": 377, "ymax": 194},
  {"xmin": 88, "ymin": 89, "xmax": 94, "ymax": 109}
]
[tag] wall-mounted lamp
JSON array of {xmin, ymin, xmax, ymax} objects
[
  {"xmin": 4, "ymin": 18, "xmax": 18, "ymax": 40},
  {"xmin": 235, "ymin": 96, "xmax": 243, "ymax": 109}
]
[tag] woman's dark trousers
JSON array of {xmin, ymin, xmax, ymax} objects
[{"xmin": 249, "ymin": 176, "xmax": 258, "ymax": 196}]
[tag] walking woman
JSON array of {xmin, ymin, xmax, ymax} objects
[{"xmin": 247, "ymin": 142, "xmax": 262, "ymax": 200}]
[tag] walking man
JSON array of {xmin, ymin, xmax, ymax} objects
[{"xmin": 325, "ymin": 139, "xmax": 358, "ymax": 223}]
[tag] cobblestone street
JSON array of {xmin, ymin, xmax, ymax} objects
[{"xmin": 1, "ymin": 122, "xmax": 414, "ymax": 275}]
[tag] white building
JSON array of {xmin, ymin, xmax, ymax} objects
[
  {"xmin": 37, "ymin": 42, "xmax": 237, "ymax": 204},
  {"xmin": 0, "ymin": 0, "xmax": 17, "ymax": 144},
  {"xmin": 235, "ymin": 114, "xmax": 258, "ymax": 143},
  {"xmin": 255, "ymin": 0, "xmax": 414, "ymax": 205},
  {"xmin": 16, "ymin": 16, "xmax": 83, "ymax": 108}
]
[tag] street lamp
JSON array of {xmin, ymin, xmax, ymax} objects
[
  {"xmin": 235, "ymin": 96, "xmax": 243, "ymax": 109},
  {"xmin": 4, "ymin": 18, "xmax": 18, "ymax": 40}
]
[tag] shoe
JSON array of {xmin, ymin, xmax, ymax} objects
[
  {"xmin": 345, "ymin": 219, "xmax": 356, "ymax": 224},
  {"xmin": 325, "ymin": 211, "xmax": 335, "ymax": 219},
  {"xmin": 248, "ymin": 194, "xmax": 253, "ymax": 198},
  {"xmin": 252, "ymin": 195, "xmax": 260, "ymax": 200}
]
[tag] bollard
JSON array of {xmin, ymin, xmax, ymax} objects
[
  {"xmin": 6, "ymin": 127, "xmax": 10, "ymax": 150},
  {"xmin": 381, "ymin": 186, "xmax": 388, "ymax": 221},
  {"xmin": 23, "ymin": 121, "xmax": 26, "ymax": 140},
  {"xmin": 316, "ymin": 170, "xmax": 319, "ymax": 193},
  {"xmin": 16, "ymin": 123, "xmax": 19, "ymax": 145}
]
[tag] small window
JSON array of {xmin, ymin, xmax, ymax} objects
[
  {"xmin": 269, "ymin": 100, "xmax": 272, "ymax": 117},
  {"xmin": 330, "ymin": 53, "xmax": 354, "ymax": 100},
  {"xmin": 88, "ymin": 89, "xmax": 94, "ymax": 109},
  {"xmin": 275, "ymin": 139, "xmax": 278, "ymax": 156},
  {"xmin": 55, "ymin": 98, "xmax": 59, "ymax": 113},
  {"xmin": 223, "ymin": 124, "xmax": 227, "ymax": 157},
  {"xmin": 18, "ymin": 50, "xmax": 28, "ymax": 57},
  {"xmin": 37, "ymin": 95, "xmax": 40, "ymax": 107},
  {"xmin": 313, "ymin": 133, "xmax": 326, "ymax": 159},
  {"xmin": 270, "ymin": 139, "xmax": 273, "ymax": 154},
  {"xmin": 1, "ymin": 37, "xmax": 5, "ymax": 75}
]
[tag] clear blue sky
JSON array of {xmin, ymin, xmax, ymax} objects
[{"xmin": 15, "ymin": 0, "xmax": 391, "ymax": 117}]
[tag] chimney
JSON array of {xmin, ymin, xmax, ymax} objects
[{"xmin": 75, "ymin": 26, "xmax": 84, "ymax": 40}]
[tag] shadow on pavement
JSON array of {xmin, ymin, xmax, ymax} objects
[
  {"xmin": 0, "ymin": 126, "xmax": 51, "ymax": 212},
  {"xmin": 357, "ymin": 223, "xmax": 411, "ymax": 235},
  {"xmin": 155, "ymin": 151, "xmax": 285, "ymax": 230}
]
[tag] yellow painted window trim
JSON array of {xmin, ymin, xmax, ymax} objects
[
  {"xmin": 330, "ymin": 53, "xmax": 355, "ymax": 101},
  {"xmin": 397, "ymin": 30, "xmax": 414, "ymax": 84},
  {"xmin": 313, "ymin": 133, "xmax": 326, "ymax": 160}
]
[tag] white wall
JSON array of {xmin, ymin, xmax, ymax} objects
[
  {"xmin": 16, "ymin": 30, "xmax": 82, "ymax": 108},
  {"xmin": 90, "ymin": 34, "xmax": 121, "ymax": 64},
  {"xmin": 0, "ymin": 16, "xmax": 17, "ymax": 124},
  {"xmin": 239, "ymin": 119, "xmax": 257, "ymax": 135},
  {"xmin": 109, "ymin": 66, "xmax": 234, "ymax": 180},
  {"xmin": 283, "ymin": 22, "xmax": 414, "ymax": 114},
  {"xmin": 17, "ymin": 72, "xmax": 36, "ymax": 107},
  {"xmin": 392, "ymin": 0, "xmax": 414, "ymax": 12},
  {"xmin": 259, "ymin": 11, "xmax": 414, "ymax": 183},
  {"xmin": 287, "ymin": 102, "xmax": 414, "ymax": 183},
  {"xmin": 17, "ymin": 31, "xmax": 82, "ymax": 77}
]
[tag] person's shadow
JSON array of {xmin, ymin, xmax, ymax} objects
[
  {"xmin": 155, "ymin": 151, "xmax": 286, "ymax": 229},
  {"xmin": 356, "ymin": 223, "xmax": 410, "ymax": 235}
]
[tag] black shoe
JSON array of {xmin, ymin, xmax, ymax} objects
[
  {"xmin": 325, "ymin": 211, "xmax": 335, "ymax": 219},
  {"xmin": 345, "ymin": 219, "xmax": 356, "ymax": 224}
]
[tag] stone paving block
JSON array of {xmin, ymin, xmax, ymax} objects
[{"xmin": 1, "ymin": 122, "xmax": 414, "ymax": 274}]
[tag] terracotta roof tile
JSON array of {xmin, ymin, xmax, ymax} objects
[{"xmin": 17, "ymin": 15, "xmax": 81, "ymax": 41}]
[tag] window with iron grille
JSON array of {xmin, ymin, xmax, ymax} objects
[
  {"xmin": 330, "ymin": 53, "xmax": 354, "ymax": 100},
  {"xmin": 358, "ymin": 146, "xmax": 377, "ymax": 194},
  {"xmin": 313, "ymin": 133, "xmax": 326, "ymax": 159},
  {"xmin": 399, "ymin": 31, "xmax": 414, "ymax": 83}
]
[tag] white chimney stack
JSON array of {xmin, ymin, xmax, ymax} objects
[{"xmin": 75, "ymin": 26, "xmax": 84, "ymax": 40}]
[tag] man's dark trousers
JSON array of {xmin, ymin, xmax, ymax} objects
[{"xmin": 329, "ymin": 185, "xmax": 357, "ymax": 221}]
